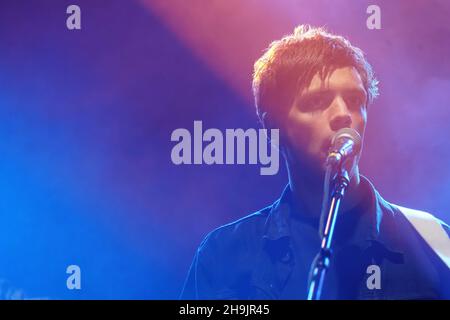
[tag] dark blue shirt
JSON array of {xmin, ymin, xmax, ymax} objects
[{"xmin": 180, "ymin": 176, "xmax": 450, "ymax": 299}]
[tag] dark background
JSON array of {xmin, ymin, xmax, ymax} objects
[{"xmin": 0, "ymin": 0, "xmax": 449, "ymax": 298}]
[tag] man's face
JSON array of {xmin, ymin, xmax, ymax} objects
[{"xmin": 283, "ymin": 66, "xmax": 368, "ymax": 174}]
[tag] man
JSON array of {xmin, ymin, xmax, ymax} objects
[{"xmin": 180, "ymin": 25, "xmax": 450, "ymax": 299}]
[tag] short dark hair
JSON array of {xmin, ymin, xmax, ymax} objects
[{"xmin": 252, "ymin": 25, "xmax": 379, "ymax": 126}]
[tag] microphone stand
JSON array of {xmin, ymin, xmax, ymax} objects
[{"xmin": 307, "ymin": 161, "xmax": 350, "ymax": 300}]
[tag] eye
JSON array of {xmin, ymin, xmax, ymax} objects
[
  {"xmin": 345, "ymin": 93, "xmax": 365, "ymax": 110},
  {"xmin": 297, "ymin": 94, "xmax": 331, "ymax": 112}
]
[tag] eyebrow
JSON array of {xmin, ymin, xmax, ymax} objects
[{"xmin": 298, "ymin": 88, "xmax": 367, "ymax": 101}]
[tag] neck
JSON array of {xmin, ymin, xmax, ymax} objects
[{"xmin": 287, "ymin": 163, "xmax": 363, "ymax": 219}]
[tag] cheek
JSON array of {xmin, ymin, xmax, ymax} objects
[
  {"xmin": 343, "ymin": 105, "xmax": 367, "ymax": 132},
  {"xmin": 284, "ymin": 109, "xmax": 324, "ymax": 151},
  {"xmin": 354, "ymin": 110, "xmax": 367, "ymax": 134},
  {"xmin": 286, "ymin": 109, "xmax": 313, "ymax": 138}
]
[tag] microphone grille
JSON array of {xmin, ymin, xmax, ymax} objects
[{"xmin": 332, "ymin": 128, "xmax": 362, "ymax": 151}]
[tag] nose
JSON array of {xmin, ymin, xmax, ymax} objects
[{"xmin": 329, "ymin": 96, "xmax": 352, "ymax": 132}]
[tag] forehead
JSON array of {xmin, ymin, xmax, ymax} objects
[{"xmin": 301, "ymin": 66, "xmax": 366, "ymax": 95}]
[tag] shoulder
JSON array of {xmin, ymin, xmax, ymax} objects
[
  {"xmin": 181, "ymin": 205, "xmax": 274, "ymax": 299},
  {"xmin": 196, "ymin": 205, "xmax": 272, "ymax": 256},
  {"xmin": 364, "ymin": 177, "xmax": 450, "ymax": 271},
  {"xmin": 392, "ymin": 204, "xmax": 449, "ymax": 235},
  {"xmin": 390, "ymin": 204, "xmax": 450, "ymax": 269},
  {"xmin": 364, "ymin": 177, "xmax": 449, "ymax": 238}
]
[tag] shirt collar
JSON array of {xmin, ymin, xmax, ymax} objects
[
  {"xmin": 263, "ymin": 184, "xmax": 292, "ymax": 241},
  {"xmin": 262, "ymin": 175, "xmax": 383, "ymax": 244}
]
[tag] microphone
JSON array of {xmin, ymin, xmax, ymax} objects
[
  {"xmin": 308, "ymin": 128, "xmax": 362, "ymax": 300},
  {"xmin": 325, "ymin": 128, "xmax": 362, "ymax": 167}
]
